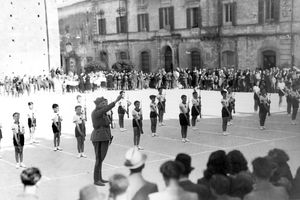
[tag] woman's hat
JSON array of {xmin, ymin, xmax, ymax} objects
[{"xmin": 175, "ymin": 153, "xmax": 194, "ymax": 174}]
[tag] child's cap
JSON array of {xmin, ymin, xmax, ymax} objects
[
  {"xmin": 52, "ymin": 104, "xmax": 59, "ymax": 109},
  {"xmin": 149, "ymin": 95, "xmax": 156, "ymax": 100}
]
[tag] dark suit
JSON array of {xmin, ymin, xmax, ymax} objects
[
  {"xmin": 91, "ymin": 102, "xmax": 115, "ymax": 183},
  {"xmin": 179, "ymin": 180, "xmax": 210, "ymax": 200}
]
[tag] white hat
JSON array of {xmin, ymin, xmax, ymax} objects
[{"xmin": 124, "ymin": 147, "xmax": 147, "ymax": 169}]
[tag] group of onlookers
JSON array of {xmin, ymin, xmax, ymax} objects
[
  {"xmin": 14, "ymin": 147, "xmax": 300, "ymax": 200},
  {"xmin": 1, "ymin": 66, "xmax": 299, "ymax": 97}
]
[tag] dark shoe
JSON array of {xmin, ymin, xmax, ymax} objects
[
  {"xmin": 100, "ymin": 179, "xmax": 109, "ymax": 183},
  {"xmin": 94, "ymin": 181, "xmax": 105, "ymax": 186}
]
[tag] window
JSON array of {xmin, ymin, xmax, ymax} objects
[
  {"xmin": 141, "ymin": 51, "xmax": 150, "ymax": 72},
  {"xmin": 222, "ymin": 51, "xmax": 236, "ymax": 67},
  {"xmin": 86, "ymin": 57, "xmax": 93, "ymax": 63},
  {"xmin": 224, "ymin": 3, "xmax": 232, "ymax": 23},
  {"xmin": 265, "ymin": 0, "xmax": 275, "ymax": 21},
  {"xmin": 116, "ymin": 16, "xmax": 127, "ymax": 33},
  {"xmin": 258, "ymin": 0, "xmax": 280, "ymax": 24},
  {"xmin": 119, "ymin": 51, "xmax": 128, "ymax": 60},
  {"xmin": 187, "ymin": 7, "xmax": 201, "ymax": 28},
  {"xmin": 221, "ymin": 2, "xmax": 236, "ymax": 25},
  {"xmin": 159, "ymin": 7, "xmax": 174, "ymax": 30},
  {"xmin": 138, "ymin": 0, "xmax": 148, "ymax": 8},
  {"xmin": 98, "ymin": 18, "xmax": 106, "ymax": 35},
  {"xmin": 138, "ymin": 14, "xmax": 149, "ymax": 32},
  {"xmin": 191, "ymin": 51, "xmax": 201, "ymax": 69}
]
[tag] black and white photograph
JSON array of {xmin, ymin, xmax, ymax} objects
[{"xmin": 0, "ymin": 0, "xmax": 300, "ymax": 199}]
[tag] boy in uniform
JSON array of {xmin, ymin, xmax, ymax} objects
[
  {"xmin": 132, "ymin": 101, "xmax": 143, "ymax": 150},
  {"xmin": 12, "ymin": 112, "xmax": 26, "ymax": 168},
  {"xmin": 27, "ymin": 102, "xmax": 37, "ymax": 144},
  {"xmin": 73, "ymin": 105, "xmax": 87, "ymax": 158},
  {"xmin": 179, "ymin": 95, "xmax": 190, "ymax": 142},
  {"xmin": 149, "ymin": 95, "xmax": 158, "ymax": 137},
  {"xmin": 157, "ymin": 87, "xmax": 166, "ymax": 126},
  {"xmin": 52, "ymin": 104, "xmax": 63, "ymax": 151}
]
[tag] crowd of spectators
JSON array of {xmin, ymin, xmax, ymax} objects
[
  {"xmin": 15, "ymin": 147, "xmax": 300, "ymax": 200},
  {"xmin": 1, "ymin": 66, "xmax": 299, "ymax": 97}
]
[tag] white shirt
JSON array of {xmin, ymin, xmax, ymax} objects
[
  {"xmin": 157, "ymin": 94, "xmax": 166, "ymax": 102},
  {"xmin": 132, "ymin": 109, "xmax": 142, "ymax": 120},
  {"xmin": 192, "ymin": 98, "xmax": 200, "ymax": 106},
  {"xmin": 221, "ymin": 98, "xmax": 229, "ymax": 107},
  {"xmin": 277, "ymin": 82, "xmax": 285, "ymax": 90},
  {"xmin": 52, "ymin": 112, "xmax": 62, "ymax": 123},
  {"xmin": 12, "ymin": 122, "xmax": 25, "ymax": 134},
  {"xmin": 27, "ymin": 109, "xmax": 36, "ymax": 119},
  {"xmin": 73, "ymin": 114, "xmax": 83, "ymax": 125},
  {"xmin": 253, "ymin": 86, "xmax": 260, "ymax": 94},
  {"xmin": 150, "ymin": 102, "xmax": 157, "ymax": 112},
  {"xmin": 179, "ymin": 103, "xmax": 189, "ymax": 114}
]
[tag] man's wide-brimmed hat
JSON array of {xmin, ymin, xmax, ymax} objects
[{"xmin": 124, "ymin": 147, "xmax": 147, "ymax": 169}]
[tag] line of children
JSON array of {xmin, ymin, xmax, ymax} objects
[
  {"xmin": 132, "ymin": 101, "xmax": 144, "ymax": 150},
  {"xmin": 149, "ymin": 95, "xmax": 159, "ymax": 137},
  {"xmin": 12, "ymin": 112, "xmax": 26, "ymax": 168},
  {"xmin": 157, "ymin": 87, "xmax": 166, "ymax": 126},
  {"xmin": 179, "ymin": 95, "xmax": 190, "ymax": 143},
  {"xmin": 27, "ymin": 102, "xmax": 38, "ymax": 144},
  {"xmin": 221, "ymin": 89, "xmax": 231, "ymax": 136},
  {"xmin": 73, "ymin": 105, "xmax": 87, "ymax": 158},
  {"xmin": 52, "ymin": 104, "xmax": 63, "ymax": 151}
]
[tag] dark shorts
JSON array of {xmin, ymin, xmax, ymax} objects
[
  {"xmin": 28, "ymin": 118, "xmax": 36, "ymax": 128},
  {"xmin": 52, "ymin": 122, "xmax": 61, "ymax": 134},
  {"xmin": 179, "ymin": 113, "xmax": 190, "ymax": 126},
  {"xmin": 0, "ymin": 129, "xmax": 2, "ymax": 139},
  {"xmin": 191, "ymin": 106, "xmax": 200, "ymax": 116}
]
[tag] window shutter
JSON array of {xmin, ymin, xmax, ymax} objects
[
  {"xmin": 186, "ymin": 8, "xmax": 191, "ymax": 29},
  {"xmin": 116, "ymin": 17, "xmax": 120, "ymax": 33},
  {"xmin": 145, "ymin": 14, "xmax": 149, "ymax": 31},
  {"xmin": 198, "ymin": 7, "xmax": 202, "ymax": 28},
  {"xmin": 258, "ymin": 0, "xmax": 264, "ymax": 24},
  {"xmin": 169, "ymin": 6, "xmax": 174, "ymax": 30},
  {"xmin": 231, "ymin": 2, "xmax": 237, "ymax": 26},
  {"xmin": 274, "ymin": 0, "xmax": 280, "ymax": 23},
  {"xmin": 98, "ymin": 19, "xmax": 101, "ymax": 34},
  {"xmin": 159, "ymin": 8, "xmax": 163, "ymax": 29},
  {"xmin": 103, "ymin": 19, "xmax": 106, "ymax": 34},
  {"xmin": 218, "ymin": 0, "xmax": 223, "ymax": 26},
  {"xmin": 137, "ymin": 14, "xmax": 141, "ymax": 32}
]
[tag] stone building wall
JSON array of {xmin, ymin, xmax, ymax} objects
[{"xmin": 58, "ymin": 0, "xmax": 300, "ymax": 73}]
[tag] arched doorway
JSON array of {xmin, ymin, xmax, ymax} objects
[
  {"xmin": 222, "ymin": 51, "xmax": 235, "ymax": 67},
  {"xmin": 262, "ymin": 50, "xmax": 276, "ymax": 69},
  {"xmin": 99, "ymin": 51, "xmax": 108, "ymax": 68},
  {"xmin": 140, "ymin": 51, "xmax": 150, "ymax": 72},
  {"xmin": 164, "ymin": 46, "xmax": 173, "ymax": 72},
  {"xmin": 191, "ymin": 50, "xmax": 201, "ymax": 69}
]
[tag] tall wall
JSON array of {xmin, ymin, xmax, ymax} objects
[{"xmin": 0, "ymin": 0, "xmax": 60, "ymax": 75}]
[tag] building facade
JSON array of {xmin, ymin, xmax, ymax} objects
[
  {"xmin": 58, "ymin": 0, "xmax": 300, "ymax": 73},
  {"xmin": 0, "ymin": 0, "xmax": 60, "ymax": 75}
]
